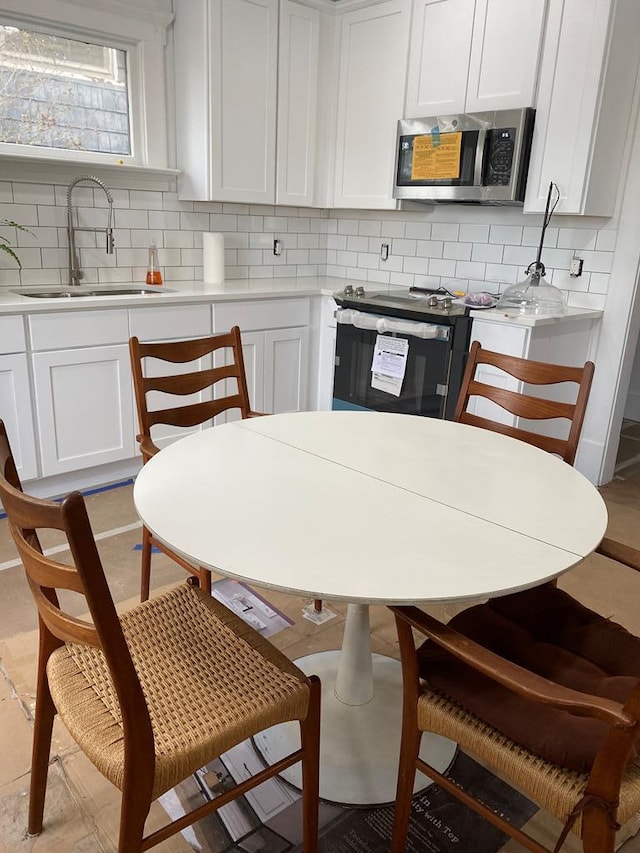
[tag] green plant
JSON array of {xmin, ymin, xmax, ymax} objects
[{"xmin": 0, "ymin": 219, "xmax": 34, "ymax": 268}]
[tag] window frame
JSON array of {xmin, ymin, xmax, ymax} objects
[{"xmin": 0, "ymin": 3, "xmax": 170, "ymax": 170}]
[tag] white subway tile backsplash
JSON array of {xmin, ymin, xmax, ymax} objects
[
  {"xmin": 443, "ymin": 242, "xmax": 471, "ymax": 261},
  {"xmin": 459, "ymin": 224, "xmax": 489, "ymax": 243},
  {"xmin": 16, "ymin": 226, "xmax": 58, "ymax": 248},
  {"xmin": 595, "ymin": 230, "xmax": 617, "ymax": 252},
  {"xmin": 471, "ymin": 242, "xmax": 503, "ymax": 263},
  {"xmin": 289, "ymin": 218, "xmax": 311, "ymax": 234},
  {"xmin": 130, "ymin": 190, "xmax": 163, "ymax": 210},
  {"xmin": 12, "ymin": 183, "xmax": 56, "ymax": 205},
  {"xmin": 115, "ymin": 209, "xmax": 149, "ymax": 229},
  {"xmin": 502, "ymin": 244, "xmax": 537, "ymax": 267},
  {"xmin": 432, "ymin": 223, "xmax": 459, "ymax": 241},
  {"xmin": 582, "ymin": 250, "xmax": 614, "ymax": 274},
  {"xmin": 485, "ymin": 262, "xmax": 521, "ymax": 283},
  {"xmin": 557, "ymin": 228, "xmax": 597, "ymax": 250},
  {"xmin": 37, "ymin": 205, "xmax": 66, "ymax": 227},
  {"xmin": 0, "ymin": 203, "xmax": 38, "ymax": 225},
  {"xmin": 404, "ymin": 221, "xmax": 431, "ymax": 240},
  {"xmin": 149, "ymin": 210, "xmax": 180, "ymax": 230},
  {"xmin": 210, "ymin": 213, "xmax": 238, "ymax": 231},
  {"xmin": 337, "ymin": 219, "xmax": 359, "ymax": 236},
  {"xmin": 381, "ymin": 219, "xmax": 406, "ymax": 238},
  {"xmin": 358, "ymin": 220, "xmax": 381, "ymax": 237},
  {"xmin": 490, "ymin": 225, "xmax": 522, "ymax": 245},
  {"xmin": 522, "ymin": 226, "xmax": 557, "ymax": 247},
  {"xmin": 0, "ymin": 180, "xmax": 621, "ymax": 318},
  {"xmin": 455, "ymin": 260, "xmax": 486, "ymax": 280},
  {"xmin": 403, "ymin": 256, "xmax": 429, "ymax": 275},
  {"xmin": 347, "ymin": 236, "xmax": 369, "ymax": 252},
  {"xmin": 393, "ymin": 238, "xmax": 417, "ymax": 256},
  {"xmin": 428, "ymin": 258, "xmax": 456, "ymax": 278},
  {"xmin": 357, "ymin": 252, "xmax": 379, "ymax": 270},
  {"xmin": 589, "ymin": 272, "xmax": 610, "ymax": 293}
]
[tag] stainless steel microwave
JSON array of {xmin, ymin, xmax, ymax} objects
[{"xmin": 393, "ymin": 107, "xmax": 535, "ymax": 205}]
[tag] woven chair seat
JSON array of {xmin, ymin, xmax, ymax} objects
[
  {"xmin": 419, "ymin": 685, "xmax": 640, "ymax": 837},
  {"xmin": 47, "ymin": 584, "xmax": 310, "ymax": 798}
]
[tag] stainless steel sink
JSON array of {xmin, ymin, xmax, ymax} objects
[{"xmin": 11, "ymin": 285, "xmax": 173, "ymax": 299}]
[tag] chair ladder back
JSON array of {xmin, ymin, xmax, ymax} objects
[
  {"xmin": 130, "ymin": 327, "xmax": 252, "ymax": 444},
  {"xmin": 454, "ymin": 342, "xmax": 594, "ymax": 464}
]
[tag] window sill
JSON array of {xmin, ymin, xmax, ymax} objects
[{"xmin": 1, "ymin": 154, "xmax": 180, "ymax": 192}]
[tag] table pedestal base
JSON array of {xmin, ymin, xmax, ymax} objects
[{"xmin": 253, "ymin": 650, "xmax": 457, "ymax": 806}]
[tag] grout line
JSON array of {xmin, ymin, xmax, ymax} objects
[{"xmin": 0, "ymin": 521, "xmax": 142, "ymax": 571}]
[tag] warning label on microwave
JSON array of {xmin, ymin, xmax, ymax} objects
[{"xmin": 411, "ymin": 132, "xmax": 462, "ymax": 180}]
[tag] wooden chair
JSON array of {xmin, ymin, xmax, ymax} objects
[
  {"xmin": 453, "ymin": 340, "xmax": 595, "ymax": 464},
  {"xmin": 391, "ymin": 536, "xmax": 640, "ymax": 853},
  {"xmin": 129, "ymin": 326, "xmax": 262, "ymax": 600},
  {"xmin": 0, "ymin": 419, "xmax": 320, "ymax": 853}
]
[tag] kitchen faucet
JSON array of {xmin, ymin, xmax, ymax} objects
[{"xmin": 67, "ymin": 175, "xmax": 115, "ymax": 286}]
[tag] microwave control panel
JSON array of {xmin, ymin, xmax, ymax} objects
[{"xmin": 484, "ymin": 127, "xmax": 516, "ymax": 186}]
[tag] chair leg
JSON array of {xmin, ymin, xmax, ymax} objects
[
  {"xmin": 299, "ymin": 675, "xmax": 321, "ymax": 853},
  {"xmin": 118, "ymin": 769, "xmax": 154, "ymax": 853},
  {"xmin": 581, "ymin": 806, "xmax": 617, "ymax": 853},
  {"xmin": 391, "ymin": 724, "xmax": 422, "ymax": 853},
  {"xmin": 28, "ymin": 632, "xmax": 58, "ymax": 836},
  {"xmin": 313, "ymin": 599, "xmax": 322, "ymax": 613},
  {"xmin": 199, "ymin": 568, "xmax": 212, "ymax": 595},
  {"xmin": 140, "ymin": 526, "xmax": 153, "ymax": 602}
]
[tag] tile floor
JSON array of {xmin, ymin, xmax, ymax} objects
[{"xmin": 2, "ymin": 462, "xmax": 640, "ymax": 851}]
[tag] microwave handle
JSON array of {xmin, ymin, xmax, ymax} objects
[{"xmin": 474, "ymin": 127, "xmax": 488, "ymax": 186}]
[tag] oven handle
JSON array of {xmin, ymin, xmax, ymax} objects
[{"xmin": 335, "ymin": 308, "xmax": 450, "ymax": 340}]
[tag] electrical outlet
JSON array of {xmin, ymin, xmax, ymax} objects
[{"xmin": 570, "ymin": 257, "xmax": 583, "ymax": 277}]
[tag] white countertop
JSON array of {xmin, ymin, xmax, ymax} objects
[{"xmin": 0, "ymin": 276, "xmax": 603, "ymax": 327}]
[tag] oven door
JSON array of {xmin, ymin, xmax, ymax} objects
[{"xmin": 332, "ymin": 311, "xmax": 454, "ymax": 419}]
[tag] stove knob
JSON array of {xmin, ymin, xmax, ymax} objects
[
  {"xmin": 355, "ymin": 286, "xmax": 365, "ymax": 298},
  {"xmin": 343, "ymin": 285, "xmax": 354, "ymax": 296},
  {"xmin": 428, "ymin": 295, "xmax": 439, "ymax": 307},
  {"xmin": 441, "ymin": 297, "xmax": 452, "ymax": 309}
]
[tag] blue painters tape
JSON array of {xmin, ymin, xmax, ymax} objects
[
  {"xmin": 0, "ymin": 478, "xmax": 135, "ymax": 521},
  {"xmin": 430, "ymin": 127, "xmax": 441, "ymax": 147},
  {"xmin": 133, "ymin": 543, "xmax": 161, "ymax": 554}
]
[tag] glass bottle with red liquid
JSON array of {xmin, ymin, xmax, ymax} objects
[{"xmin": 146, "ymin": 240, "xmax": 163, "ymax": 286}]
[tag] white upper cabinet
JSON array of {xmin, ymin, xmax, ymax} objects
[
  {"xmin": 332, "ymin": 0, "xmax": 411, "ymax": 209},
  {"xmin": 277, "ymin": 0, "xmax": 321, "ymax": 206},
  {"xmin": 405, "ymin": 0, "xmax": 546, "ymax": 118},
  {"xmin": 174, "ymin": 0, "xmax": 320, "ymax": 205},
  {"xmin": 525, "ymin": 0, "xmax": 640, "ymax": 215}
]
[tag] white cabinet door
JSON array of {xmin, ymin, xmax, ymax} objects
[
  {"xmin": 0, "ymin": 353, "xmax": 38, "ymax": 483},
  {"xmin": 525, "ymin": 0, "xmax": 640, "ymax": 215},
  {"xmin": 465, "ymin": 0, "xmax": 545, "ymax": 112},
  {"xmin": 405, "ymin": 0, "xmax": 544, "ymax": 119},
  {"xmin": 33, "ymin": 345, "xmax": 136, "ymax": 477},
  {"xmin": 405, "ymin": 0, "xmax": 475, "ymax": 117},
  {"xmin": 333, "ymin": 0, "xmax": 411, "ymax": 209},
  {"xmin": 175, "ymin": 0, "xmax": 279, "ymax": 202},
  {"xmin": 264, "ymin": 326, "xmax": 309, "ymax": 413},
  {"xmin": 277, "ymin": 0, "xmax": 320, "ymax": 206},
  {"xmin": 211, "ymin": 0, "xmax": 279, "ymax": 203},
  {"xmin": 214, "ymin": 330, "xmax": 266, "ymax": 425}
]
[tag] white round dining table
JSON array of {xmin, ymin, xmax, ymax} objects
[{"xmin": 133, "ymin": 410, "xmax": 608, "ymax": 805}]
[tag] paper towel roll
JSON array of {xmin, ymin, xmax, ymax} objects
[{"xmin": 202, "ymin": 232, "xmax": 225, "ymax": 284}]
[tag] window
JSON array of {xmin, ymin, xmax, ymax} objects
[
  {"xmin": 0, "ymin": 25, "xmax": 132, "ymax": 156},
  {"xmin": 0, "ymin": 2, "xmax": 171, "ymax": 173}
]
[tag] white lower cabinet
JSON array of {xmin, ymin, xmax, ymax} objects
[
  {"xmin": 264, "ymin": 325, "xmax": 309, "ymax": 414},
  {"xmin": 129, "ymin": 304, "xmax": 213, "ymax": 451},
  {"xmin": 32, "ymin": 344, "xmax": 136, "ymax": 477},
  {"xmin": 213, "ymin": 298, "xmax": 310, "ymax": 422},
  {"xmin": 0, "ymin": 353, "xmax": 38, "ymax": 482},
  {"xmin": 28, "ymin": 309, "xmax": 135, "ymax": 478}
]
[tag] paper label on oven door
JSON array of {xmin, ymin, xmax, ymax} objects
[
  {"xmin": 371, "ymin": 335, "xmax": 408, "ymax": 397},
  {"xmin": 411, "ymin": 132, "xmax": 462, "ymax": 181}
]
